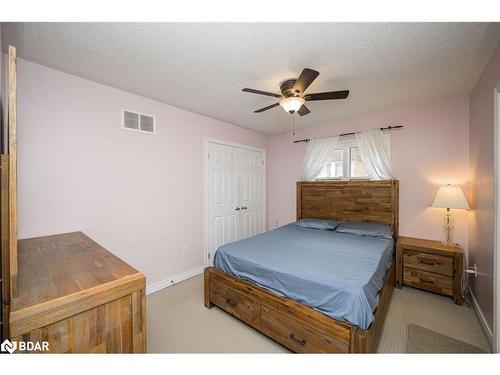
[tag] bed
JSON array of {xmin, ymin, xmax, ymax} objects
[{"xmin": 204, "ymin": 180, "xmax": 399, "ymax": 353}]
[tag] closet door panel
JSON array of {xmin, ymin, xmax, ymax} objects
[
  {"xmin": 207, "ymin": 142, "xmax": 265, "ymax": 264},
  {"xmin": 207, "ymin": 143, "xmax": 241, "ymax": 264},
  {"xmin": 239, "ymin": 150, "xmax": 264, "ymax": 239}
]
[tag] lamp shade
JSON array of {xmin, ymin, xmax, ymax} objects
[
  {"xmin": 279, "ymin": 97, "xmax": 305, "ymax": 113},
  {"xmin": 432, "ymin": 185, "xmax": 470, "ymax": 209}
]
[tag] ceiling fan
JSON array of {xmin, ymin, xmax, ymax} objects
[{"xmin": 242, "ymin": 68, "xmax": 349, "ymax": 116}]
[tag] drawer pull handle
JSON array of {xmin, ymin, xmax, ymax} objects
[
  {"xmin": 420, "ymin": 277, "xmax": 435, "ymax": 284},
  {"xmin": 289, "ymin": 333, "xmax": 306, "ymax": 346},
  {"xmin": 419, "ymin": 259, "xmax": 435, "ymax": 266},
  {"xmin": 225, "ymin": 298, "xmax": 237, "ymax": 307}
]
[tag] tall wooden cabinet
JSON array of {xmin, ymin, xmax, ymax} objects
[
  {"xmin": 0, "ymin": 46, "xmax": 147, "ymax": 353},
  {"xmin": 1, "ymin": 45, "xmax": 18, "ymax": 342}
]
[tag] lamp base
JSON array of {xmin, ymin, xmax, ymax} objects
[{"xmin": 442, "ymin": 209, "xmax": 457, "ymax": 247}]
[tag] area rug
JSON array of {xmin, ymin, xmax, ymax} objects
[{"xmin": 406, "ymin": 324, "xmax": 486, "ymax": 353}]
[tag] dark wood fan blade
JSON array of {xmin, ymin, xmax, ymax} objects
[
  {"xmin": 297, "ymin": 105, "xmax": 311, "ymax": 116},
  {"xmin": 242, "ymin": 88, "xmax": 282, "ymax": 98},
  {"xmin": 304, "ymin": 90, "xmax": 349, "ymax": 101},
  {"xmin": 254, "ymin": 103, "xmax": 280, "ymax": 113},
  {"xmin": 292, "ymin": 68, "xmax": 320, "ymax": 94}
]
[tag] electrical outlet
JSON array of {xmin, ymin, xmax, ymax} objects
[
  {"xmin": 472, "ymin": 264, "xmax": 478, "ymax": 278},
  {"xmin": 181, "ymin": 244, "xmax": 190, "ymax": 255},
  {"xmin": 465, "ymin": 264, "xmax": 478, "ymax": 278}
]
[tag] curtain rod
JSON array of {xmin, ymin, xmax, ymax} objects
[{"xmin": 292, "ymin": 125, "xmax": 403, "ymax": 144}]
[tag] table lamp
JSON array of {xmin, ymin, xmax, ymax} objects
[{"xmin": 431, "ymin": 184, "xmax": 470, "ymax": 246}]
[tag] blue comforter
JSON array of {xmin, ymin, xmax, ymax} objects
[{"xmin": 213, "ymin": 223, "xmax": 394, "ymax": 330}]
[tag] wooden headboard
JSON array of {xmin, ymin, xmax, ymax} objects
[{"xmin": 296, "ymin": 180, "xmax": 399, "ymax": 237}]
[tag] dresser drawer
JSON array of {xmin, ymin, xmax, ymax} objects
[
  {"xmin": 261, "ymin": 305, "xmax": 349, "ymax": 353},
  {"xmin": 403, "ymin": 250, "xmax": 453, "ymax": 276},
  {"xmin": 403, "ymin": 267, "xmax": 452, "ymax": 296},
  {"xmin": 209, "ymin": 280, "xmax": 260, "ymax": 329}
]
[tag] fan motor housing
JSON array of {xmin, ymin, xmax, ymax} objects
[{"xmin": 280, "ymin": 79, "xmax": 299, "ymax": 97}]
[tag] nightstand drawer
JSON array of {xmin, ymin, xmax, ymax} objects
[
  {"xmin": 403, "ymin": 267, "xmax": 453, "ymax": 296},
  {"xmin": 403, "ymin": 250, "xmax": 453, "ymax": 276}
]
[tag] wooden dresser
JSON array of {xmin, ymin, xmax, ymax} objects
[
  {"xmin": 9, "ymin": 232, "xmax": 147, "ymax": 353},
  {"xmin": 396, "ymin": 236, "xmax": 463, "ymax": 305}
]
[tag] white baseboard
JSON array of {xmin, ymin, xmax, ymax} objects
[
  {"xmin": 146, "ymin": 265, "xmax": 205, "ymax": 295},
  {"xmin": 468, "ymin": 288, "xmax": 494, "ymax": 349}
]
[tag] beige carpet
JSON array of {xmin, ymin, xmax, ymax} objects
[
  {"xmin": 147, "ymin": 274, "xmax": 491, "ymax": 353},
  {"xmin": 406, "ymin": 324, "xmax": 486, "ymax": 353}
]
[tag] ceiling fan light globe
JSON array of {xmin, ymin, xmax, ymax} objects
[{"xmin": 279, "ymin": 97, "xmax": 305, "ymax": 113}]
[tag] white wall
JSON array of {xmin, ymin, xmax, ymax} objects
[{"xmin": 16, "ymin": 58, "xmax": 268, "ymax": 287}]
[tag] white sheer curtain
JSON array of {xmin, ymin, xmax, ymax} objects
[
  {"xmin": 355, "ymin": 128, "xmax": 394, "ymax": 180},
  {"xmin": 300, "ymin": 136, "xmax": 339, "ymax": 181}
]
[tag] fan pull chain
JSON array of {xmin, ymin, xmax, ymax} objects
[{"xmin": 292, "ymin": 113, "xmax": 296, "ymax": 136}]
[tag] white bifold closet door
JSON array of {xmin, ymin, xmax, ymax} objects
[{"xmin": 207, "ymin": 142, "xmax": 265, "ymax": 265}]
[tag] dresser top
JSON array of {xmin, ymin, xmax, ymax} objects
[
  {"xmin": 11, "ymin": 231, "xmax": 142, "ymax": 312},
  {"xmin": 397, "ymin": 236, "xmax": 463, "ymax": 255}
]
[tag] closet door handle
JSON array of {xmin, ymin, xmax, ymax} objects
[
  {"xmin": 241, "ymin": 206, "xmax": 248, "ymax": 210},
  {"xmin": 235, "ymin": 207, "xmax": 241, "ymax": 211}
]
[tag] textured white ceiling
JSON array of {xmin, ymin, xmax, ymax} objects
[{"xmin": 2, "ymin": 22, "xmax": 499, "ymax": 135}]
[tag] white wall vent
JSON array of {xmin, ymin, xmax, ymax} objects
[{"xmin": 122, "ymin": 109, "xmax": 156, "ymax": 134}]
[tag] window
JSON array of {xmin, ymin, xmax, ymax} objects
[
  {"xmin": 317, "ymin": 149, "xmax": 343, "ymax": 178},
  {"xmin": 349, "ymin": 147, "xmax": 366, "ymax": 177},
  {"xmin": 317, "ymin": 137, "xmax": 368, "ymax": 179}
]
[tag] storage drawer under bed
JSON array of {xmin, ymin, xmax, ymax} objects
[
  {"xmin": 209, "ymin": 280, "xmax": 260, "ymax": 329},
  {"xmin": 261, "ymin": 305, "xmax": 349, "ymax": 353}
]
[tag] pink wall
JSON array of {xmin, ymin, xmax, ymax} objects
[
  {"xmin": 268, "ymin": 97, "xmax": 470, "ymax": 253},
  {"xmin": 469, "ymin": 41, "xmax": 500, "ymax": 337},
  {"xmin": 15, "ymin": 57, "xmax": 475, "ymax": 298},
  {"xmin": 16, "ymin": 58, "xmax": 268, "ymax": 286}
]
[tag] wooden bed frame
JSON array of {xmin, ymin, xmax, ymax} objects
[{"xmin": 204, "ymin": 180, "xmax": 399, "ymax": 353}]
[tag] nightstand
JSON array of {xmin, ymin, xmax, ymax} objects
[{"xmin": 396, "ymin": 236, "xmax": 464, "ymax": 305}]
